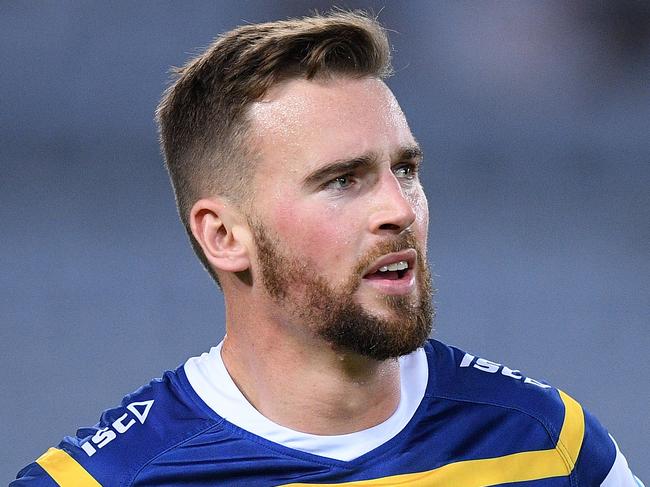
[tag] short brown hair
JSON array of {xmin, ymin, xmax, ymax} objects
[{"xmin": 156, "ymin": 10, "xmax": 392, "ymax": 286}]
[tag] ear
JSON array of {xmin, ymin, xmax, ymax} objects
[{"xmin": 189, "ymin": 198, "xmax": 251, "ymax": 274}]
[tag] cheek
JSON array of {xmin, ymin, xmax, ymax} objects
[
  {"xmin": 411, "ymin": 188, "xmax": 429, "ymax": 246},
  {"xmin": 270, "ymin": 202, "xmax": 354, "ymax": 261}
]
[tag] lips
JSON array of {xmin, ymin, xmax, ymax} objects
[
  {"xmin": 362, "ymin": 249, "xmax": 417, "ymax": 278},
  {"xmin": 358, "ymin": 249, "xmax": 418, "ymax": 295}
]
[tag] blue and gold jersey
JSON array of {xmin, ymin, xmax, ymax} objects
[{"xmin": 12, "ymin": 340, "xmax": 642, "ymax": 486}]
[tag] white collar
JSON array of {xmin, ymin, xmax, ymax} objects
[{"xmin": 184, "ymin": 341, "xmax": 428, "ymax": 461}]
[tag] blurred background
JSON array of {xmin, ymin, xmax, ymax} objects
[{"xmin": 2, "ymin": 0, "xmax": 648, "ymax": 481}]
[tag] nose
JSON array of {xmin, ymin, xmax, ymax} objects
[{"xmin": 368, "ymin": 172, "xmax": 417, "ymax": 234}]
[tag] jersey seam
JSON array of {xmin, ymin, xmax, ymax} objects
[
  {"xmin": 178, "ymin": 361, "xmax": 357, "ymax": 470},
  {"xmin": 427, "ymin": 392, "xmax": 572, "ymax": 469},
  {"xmin": 555, "ymin": 431, "xmax": 577, "ymax": 486},
  {"xmin": 219, "ymin": 419, "xmax": 347, "ymax": 470},
  {"xmin": 128, "ymin": 418, "xmax": 225, "ymax": 485}
]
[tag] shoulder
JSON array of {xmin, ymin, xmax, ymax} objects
[
  {"xmin": 422, "ymin": 339, "xmax": 641, "ymax": 485},
  {"xmin": 424, "ymin": 339, "xmax": 565, "ymax": 415},
  {"xmin": 11, "ymin": 367, "xmax": 219, "ymax": 487}
]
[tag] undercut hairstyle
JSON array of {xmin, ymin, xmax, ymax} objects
[{"xmin": 156, "ymin": 10, "xmax": 393, "ymax": 286}]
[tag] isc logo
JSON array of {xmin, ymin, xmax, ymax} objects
[
  {"xmin": 80, "ymin": 400, "xmax": 154, "ymax": 457},
  {"xmin": 460, "ymin": 353, "xmax": 551, "ymax": 389}
]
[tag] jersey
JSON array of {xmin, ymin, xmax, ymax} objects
[{"xmin": 12, "ymin": 339, "xmax": 643, "ymax": 486}]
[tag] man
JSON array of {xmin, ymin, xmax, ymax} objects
[{"xmin": 13, "ymin": 11, "xmax": 642, "ymax": 486}]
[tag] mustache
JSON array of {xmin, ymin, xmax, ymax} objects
[{"xmin": 352, "ymin": 231, "xmax": 422, "ymax": 277}]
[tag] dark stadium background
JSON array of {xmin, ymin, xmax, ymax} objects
[{"xmin": 2, "ymin": 1, "xmax": 648, "ymax": 481}]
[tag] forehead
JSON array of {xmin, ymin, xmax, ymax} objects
[{"xmin": 247, "ymin": 77, "xmax": 414, "ymax": 177}]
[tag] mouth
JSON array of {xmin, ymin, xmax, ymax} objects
[
  {"xmin": 361, "ymin": 249, "xmax": 417, "ymax": 294},
  {"xmin": 364, "ymin": 260, "xmax": 410, "ymax": 280}
]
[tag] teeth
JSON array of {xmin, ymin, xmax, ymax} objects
[{"xmin": 378, "ymin": 261, "xmax": 408, "ymax": 272}]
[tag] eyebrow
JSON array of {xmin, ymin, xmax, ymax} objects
[
  {"xmin": 302, "ymin": 144, "xmax": 423, "ymax": 188},
  {"xmin": 399, "ymin": 144, "xmax": 423, "ymax": 163}
]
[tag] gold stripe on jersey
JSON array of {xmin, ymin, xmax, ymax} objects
[
  {"xmin": 36, "ymin": 448, "xmax": 102, "ymax": 487},
  {"xmin": 556, "ymin": 390, "xmax": 585, "ymax": 468},
  {"xmin": 283, "ymin": 390, "xmax": 586, "ymax": 486}
]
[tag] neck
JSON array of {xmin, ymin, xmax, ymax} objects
[{"xmin": 220, "ymin": 294, "xmax": 401, "ymax": 435}]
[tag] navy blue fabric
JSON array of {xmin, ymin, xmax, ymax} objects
[
  {"xmin": 572, "ymin": 407, "xmax": 617, "ymax": 486},
  {"xmin": 10, "ymin": 463, "xmax": 59, "ymax": 487},
  {"xmin": 12, "ymin": 340, "xmax": 619, "ymax": 486}
]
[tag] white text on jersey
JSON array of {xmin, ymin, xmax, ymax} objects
[
  {"xmin": 460, "ymin": 353, "xmax": 551, "ymax": 389},
  {"xmin": 81, "ymin": 400, "xmax": 154, "ymax": 457}
]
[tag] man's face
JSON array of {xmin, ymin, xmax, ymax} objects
[{"xmin": 245, "ymin": 76, "xmax": 433, "ymax": 360}]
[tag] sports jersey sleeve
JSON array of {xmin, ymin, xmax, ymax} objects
[
  {"xmin": 11, "ymin": 370, "xmax": 217, "ymax": 487},
  {"xmin": 572, "ymin": 403, "xmax": 641, "ymax": 485},
  {"xmin": 11, "ymin": 460, "xmax": 60, "ymax": 487},
  {"xmin": 440, "ymin": 341, "xmax": 644, "ymax": 486},
  {"xmin": 11, "ymin": 448, "xmax": 100, "ymax": 487},
  {"xmin": 575, "ymin": 411, "xmax": 643, "ymax": 487},
  {"xmin": 10, "ymin": 399, "xmax": 158, "ymax": 486}
]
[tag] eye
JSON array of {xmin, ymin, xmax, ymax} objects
[
  {"xmin": 325, "ymin": 174, "xmax": 355, "ymax": 190},
  {"xmin": 393, "ymin": 163, "xmax": 417, "ymax": 179}
]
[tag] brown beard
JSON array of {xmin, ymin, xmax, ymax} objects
[{"xmin": 250, "ymin": 219, "xmax": 435, "ymax": 360}]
